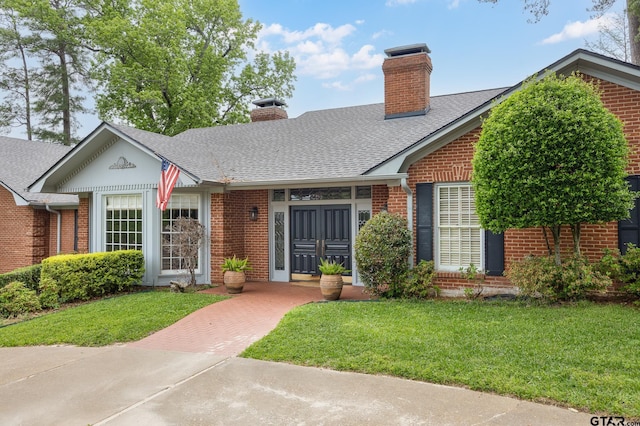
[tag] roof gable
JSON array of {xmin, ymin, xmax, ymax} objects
[
  {"xmin": 0, "ymin": 136, "xmax": 77, "ymax": 205},
  {"xmin": 367, "ymin": 49, "xmax": 640, "ymax": 176}
]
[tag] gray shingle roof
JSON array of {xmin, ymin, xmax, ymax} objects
[
  {"xmin": 0, "ymin": 136, "xmax": 78, "ymax": 204},
  {"xmin": 110, "ymin": 88, "xmax": 506, "ymax": 184}
]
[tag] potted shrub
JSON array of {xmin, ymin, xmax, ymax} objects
[
  {"xmin": 318, "ymin": 258, "xmax": 350, "ymax": 301},
  {"xmin": 221, "ymin": 255, "xmax": 252, "ymax": 294}
]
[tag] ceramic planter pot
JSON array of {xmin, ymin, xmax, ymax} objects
[
  {"xmin": 224, "ymin": 271, "xmax": 246, "ymax": 294},
  {"xmin": 319, "ymin": 274, "xmax": 343, "ymax": 300}
]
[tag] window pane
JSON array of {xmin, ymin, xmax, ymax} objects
[
  {"xmin": 104, "ymin": 194, "xmax": 143, "ymax": 252},
  {"xmin": 161, "ymin": 194, "xmax": 202, "ymax": 272},
  {"xmin": 437, "ymin": 185, "xmax": 481, "ymax": 270}
]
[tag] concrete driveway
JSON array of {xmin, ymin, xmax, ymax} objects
[{"xmin": 0, "ymin": 283, "xmax": 596, "ymax": 425}]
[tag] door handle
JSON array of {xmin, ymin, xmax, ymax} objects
[
  {"xmin": 322, "ymin": 240, "xmax": 326, "ymax": 257},
  {"xmin": 316, "ymin": 239, "xmax": 321, "ymax": 256}
]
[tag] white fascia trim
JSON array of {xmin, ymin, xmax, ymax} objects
[
  {"xmin": 224, "ymin": 174, "xmax": 409, "ymax": 189},
  {"xmin": 0, "ymin": 181, "xmax": 29, "ymax": 206}
]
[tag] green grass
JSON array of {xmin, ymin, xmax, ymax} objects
[
  {"xmin": 242, "ymin": 300, "xmax": 640, "ymax": 418},
  {"xmin": 0, "ymin": 291, "xmax": 226, "ymax": 346}
]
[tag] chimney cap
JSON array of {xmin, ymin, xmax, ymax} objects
[
  {"xmin": 384, "ymin": 43, "xmax": 431, "ymax": 58},
  {"xmin": 252, "ymin": 98, "xmax": 286, "ymax": 108}
]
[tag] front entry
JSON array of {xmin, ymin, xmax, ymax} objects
[{"xmin": 290, "ymin": 205, "xmax": 351, "ymax": 275}]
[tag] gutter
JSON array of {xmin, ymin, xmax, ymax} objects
[
  {"xmin": 45, "ymin": 204, "xmax": 61, "ymax": 254},
  {"xmin": 401, "ymin": 177, "xmax": 414, "ymax": 268}
]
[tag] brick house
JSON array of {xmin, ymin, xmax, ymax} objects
[
  {"xmin": 0, "ymin": 137, "xmax": 78, "ymax": 273},
  {"xmin": 29, "ymin": 44, "xmax": 640, "ymax": 294}
]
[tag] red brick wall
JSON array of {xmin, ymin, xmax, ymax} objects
[
  {"xmin": 47, "ymin": 209, "xmax": 78, "ymax": 255},
  {"xmin": 393, "ymin": 75, "xmax": 640, "ymax": 291},
  {"xmin": 0, "ymin": 187, "xmax": 49, "ymax": 273},
  {"xmin": 76, "ymin": 197, "xmax": 89, "ymax": 253},
  {"xmin": 210, "ymin": 190, "xmax": 269, "ymax": 284}
]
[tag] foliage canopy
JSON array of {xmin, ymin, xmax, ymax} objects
[{"xmin": 472, "ymin": 72, "xmax": 635, "ymax": 262}]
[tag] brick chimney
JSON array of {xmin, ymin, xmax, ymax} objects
[
  {"xmin": 382, "ymin": 43, "xmax": 432, "ymax": 119},
  {"xmin": 250, "ymin": 98, "xmax": 288, "ymax": 122}
]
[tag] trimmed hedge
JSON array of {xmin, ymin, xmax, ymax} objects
[
  {"xmin": 0, "ymin": 264, "xmax": 42, "ymax": 291},
  {"xmin": 41, "ymin": 250, "xmax": 145, "ymax": 302}
]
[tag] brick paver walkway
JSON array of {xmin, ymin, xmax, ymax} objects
[{"xmin": 128, "ymin": 282, "xmax": 371, "ymax": 356}]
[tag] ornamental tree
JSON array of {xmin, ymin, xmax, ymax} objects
[{"xmin": 472, "ymin": 72, "xmax": 635, "ymax": 265}]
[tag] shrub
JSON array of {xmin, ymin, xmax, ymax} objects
[
  {"xmin": 403, "ymin": 260, "xmax": 438, "ymax": 299},
  {"xmin": 38, "ymin": 276, "xmax": 60, "ymax": 309},
  {"xmin": 41, "ymin": 250, "xmax": 145, "ymax": 303},
  {"xmin": 507, "ymin": 255, "xmax": 610, "ymax": 302},
  {"xmin": 354, "ymin": 212, "xmax": 412, "ymax": 298},
  {"xmin": 0, "ymin": 264, "xmax": 42, "ymax": 291},
  {"xmin": 598, "ymin": 244, "xmax": 640, "ymax": 297},
  {"xmin": 0, "ymin": 281, "xmax": 41, "ymax": 318}
]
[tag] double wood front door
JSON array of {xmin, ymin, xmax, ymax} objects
[{"xmin": 290, "ymin": 205, "xmax": 351, "ymax": 275}]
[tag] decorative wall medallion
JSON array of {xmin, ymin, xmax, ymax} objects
[{"xmin": 109, "ymin": 156, "xmax": 137, "ymax": 169}]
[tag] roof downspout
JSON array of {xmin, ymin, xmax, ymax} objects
[
  {"xmin": 46, "ymin": 204, "xmax": 61, "ymax": 254},
  {"xmin": 401, "ymin": 177, "xmax": 414, "ymax": 268}
]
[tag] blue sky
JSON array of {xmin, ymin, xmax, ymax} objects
[
  {"xmin": 238, "ymin": 0, "xmax": 627, "ymax": 119},
  {"xmin": 54, "ymin": 0, "xmax": 626, "ymax": 139}
]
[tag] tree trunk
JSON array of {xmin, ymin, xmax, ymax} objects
[
  {"xmin": 550, "ymin": 225, "xmax": 562, "ymax": 266},
  {"xmin": 541, "ymin": 226, "xmax": 553, "ymax": 255},
  {"xmin": 628, "ymin": 0, "xmax": 640, "ymax": 65},
  {"xmin": 57, "ymin": 42, "xmax": 71, "ymax": 145},
  {"xmin": 570, "ymin": 223, "xmax": 581, "ymax": 257}
]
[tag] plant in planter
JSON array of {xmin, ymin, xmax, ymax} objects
[
  {"xmin": 221, "ymin": 255, "xmax": 252, "ymax": 294},
  {"xmin": 318, "ymin": 258, "xmax": 350, "ymax": 301}
]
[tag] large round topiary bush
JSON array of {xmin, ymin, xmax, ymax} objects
[{"xmin": 354, "ymin": 212, "xmax": 411, "ymax": 297}]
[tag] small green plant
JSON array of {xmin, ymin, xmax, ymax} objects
[
  {"xmin": 507, "ymin": 255, "xmax": 610, "ymax": 302},
  {"xmin": 0, "ymin": 281, "xmax": 41, "ymax": 318},
  {"xmin": 618, "ymin": 244, "xmax": 640, "ymax": 296},
  {"xmin": 354, "ymin": 212, "xmax": 412, "ymax": 298},
  {"xmin": 403, "ymin": 260, "xmax": 438, "ymax": 299},
  {"xmin": 221, "ymin": 255, "xmax": 252, "ymax": 272},
  {"xmin": 459, "ymin": 264, "xmax": 484, "ymax": 299},
  {"xmin": 318, "ymin": 258, "xmax": 350, "ymax": 275}
]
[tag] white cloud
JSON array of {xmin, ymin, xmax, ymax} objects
[
  {"xmin": 256, "ymin": 22, "xmax": 385, "ymax": 80},
  {"xmin": 322, "ymin": 81, "xmax": 351, "ymax": 91},
  {"xmin": 352, "ymin": 45, "xmax": 386, "ymax": 70},
  {"xmin": 448, "ymin": 0, "xmax": 460, "ymax": 9},
  {"xmin": 385, "ymin": 0, "xmax": 417, "ymax": 6},
  {"xmin": 541, "ymin": 13, "xmax": 616, "ymax": 45},
  {"xmin": 373, "ymin": 29, "xmax": 393, "ymax": 40}
]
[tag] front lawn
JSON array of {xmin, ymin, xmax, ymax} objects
[
  {"xmin": 242, "ymin": 300, "xmax": 640, "ymax": 418},
  {"xmin": 0, "ymin": 291, "xmax": 226, "ymax": 346}
]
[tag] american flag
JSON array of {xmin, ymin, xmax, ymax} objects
[{"xmin": 156, "ymin": 159, "xmax": 180, "ymax": 211}]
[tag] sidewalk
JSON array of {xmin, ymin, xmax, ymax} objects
[{"xmin": 0, "ymin": 282, "xmax": 596, "ymax": 425}]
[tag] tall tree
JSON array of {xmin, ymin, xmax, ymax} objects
[
  {"xmin": 472, "ymin": 73, "xmax": 635, "ymax": 265},
  {"xmin": 0, "ymin": 6, "xmax": 35, "ymax": 139},
  {"xmin": 84, "ymin": 0, "xmax": 296, "ymax": 136},
  {"xmin": 479, "ymin": 0, "xmax": 640, "ymax": 65},
  {"xmin": 585, "ymin": 11, "xmax": 631, "ymax": 61},
  {"xmin": 23, "ymin": 0, "xmax": 90, "ymax": 145},
  {"xmin": 0, "ymin": 0, "xmax": 92, "ymax": 144}
]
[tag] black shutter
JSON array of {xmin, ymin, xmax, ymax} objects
[
  {"xmin": 416, "ymin": 183, "xmax": 433, "ymax": 262},
  {"xmin": 619, "ymin": 176, "xmax": 640, "ymax": 254},
  {"xmin": 484, "ymin": 230, "xmax": 504, "ymax": 276}
]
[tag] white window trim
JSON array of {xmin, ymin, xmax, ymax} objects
[{"xmin": 435, "ymin": 183, "xmax": 484, "ymax": 272}]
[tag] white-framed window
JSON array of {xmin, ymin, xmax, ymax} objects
[
  {"xmin": 105, "ymin": 194, "xmax": 143, "ymax": 252},
  {"xmin": 436, "ymin": 184, "xmax": 483, "ymax": 271},
  {"xmin": 161, "ymin": 194, "xmax": 201, "ymax": 272}
]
